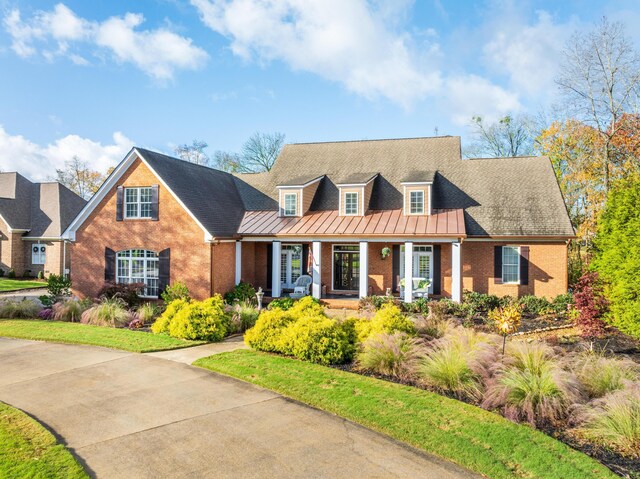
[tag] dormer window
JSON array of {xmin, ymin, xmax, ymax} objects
[
  {"xmin": 344, "ymin": 192, "xmax": 359, "ymax": 215},
  {"xmin": 283, "ymin": 192, "xmax": 298, "ymax": 216},
  {"xmin": 410, "ymin": 190, "xmax": 424, "ymax": 214}
]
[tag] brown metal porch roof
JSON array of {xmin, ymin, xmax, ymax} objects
[{"xmin": 238, "ymin": 208, "xmax": 466, "ymax": 237}]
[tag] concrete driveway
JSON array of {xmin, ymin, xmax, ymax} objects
[{"xmin": 0, "ymin": 338, "xmax": 478, "ymax": 479}]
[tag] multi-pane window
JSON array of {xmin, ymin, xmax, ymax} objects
[
  {"xmin": 502, "ymin": 246, "xmax": 520, "ymax": 284},
  {"xmin": 124, "ymin": 187, "xmax": 153, "ymax": 219},
  {"xmin": 283, "ymin": 193, "xmax": 298, "ymax": 216},
  {"xmin": 32, "ymin": 244, "xmax": 46, "ymax": 265},
  {"xmin": 344, "ymin": 192, "xmax": 359, "ymax": 215},
  {"xmin": 410, "ymin": 190, "xmax": 425, "ymax": 214},
  {"xmin": 116, "ymin": 249, "xmax": 159, "ymax": 297}
]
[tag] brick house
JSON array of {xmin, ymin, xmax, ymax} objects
[
  {"xmin": 0, "ymin": 172, "xmax": 86, "ymax": 277},
  {"xmin": 64, "ymin": 137, "xmax": 574, "ymax": 302}
]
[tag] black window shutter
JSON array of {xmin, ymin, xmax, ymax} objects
[
  {"xmin": 302, "ymin": 243, "xmax": 309, "ymax": 276},
  {"xmin": 105, "ymin": 248, "xmax": 116, "ymax": 282},
  {"xmin": 520, "ymin": 246, "xmax": 529, "ymax": 286},
  {"xmin": 151, "ymin": 185, "xmax": 159, "ymax": 221},
  {"xmin": 433, "ymin": 245, "xmax": 441, "ymax": 295},
  {"xmin": 158, "ymin": 249, "xmax": 170, "ymax": 295},
  {"xmin": 266, "ymin": 243, "xmax": 273, "ymax": 289},
  {"xmin": 494, "ymin": 246, "xmax": 503, "ymax": 284},
  {"xmin": 116, "ymin": 186, "xmax": 124, "ymax": 221},
  {"xmin": 392, "ymin": 245, "xmax": 400, "ymax": 293}
]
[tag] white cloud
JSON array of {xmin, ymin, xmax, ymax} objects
[
  {"xmin": 482, "ymin": 10, "xmax": 575, "ymax": 97},
  {"xmin": 445, "ymin": 75, "xmax": 521, "ymax": 125},
  {"xmin": 191, "ymin": 0, "xmax": 441, "ymax": 107},
  {"xmin": 0, "ymin": 126, "xmax": 133, "ymax": 181},
  {"xmin": 2, "ymin": 3, "xmax": 208, "ymax": 79}
]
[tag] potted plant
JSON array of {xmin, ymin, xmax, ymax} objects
[{"xmin": 381, "ymin": 246, "xmax": 391, "ymax": 259}]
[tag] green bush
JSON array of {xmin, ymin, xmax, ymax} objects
[
  {"xmin": 80, "ymin": 297, "xmax": 131, "ymax": 327},
  {"xmin": 161, "ymin": 281, "xmax": 191, "ymax": 305},
  {"xmin": 355, "ymin": 303, "xmax": 415, "ymax": 343},
  {"xmin": 591, "ymin": 174, "xmax": 640, "ymax": 338},
  {"xmin": 463, "ymin": 290, "xmax": 501, "ymax": 316},
  {"xmin": 46, "ymin": 274, "xmax": 71, "ymax": 298},
  {"xmin": 166, "ymin": 295, "xmax": 230, "ymax": 341},
  {"xmin": 137, "ymin": 302, "xmax": 160, "ymax": 325},
  {"xmin": 151, "ymin": 299, "xmax": 189, "ymax": 334},
  {"xmin": 267, "ymin": 297, "xmax": 294, "ymax": 310},
  {"xmin": 52, "ymin": 299, "xmax": 91, "ymax": 322},
  {"xmin": 576, "ymin": 382, "xmax": 640, "ymax": 457},
  {"xmin": 224, "ymin": 281, "xmax": 256, "ymax": 304},
  {"xmin": 287, "ymin": 296, "xmax": 324, "ymax": 316},
  {"xmin": 7, "ymin": 269, "xmax": 15, "ymax": 279},
  {"xmin": 0, "ymin": 299, "xmax": 41, "ymax": 318},
  {"xmin": 518, "ymin": 295, "xmax": 552, "ymax": 317},
  {"xmin": 280, "ymin": 316, "xmax": 355, "ymax": 365},
  {"xmin": 357, "ymin": 332, "xmax": 423, "ymax": 379},
  {"xmin": 37, "ymin": 271, "xmax": 45, "ymax": 280},
  {"xmin": 551, "ymin": 293, "xmax": 573, "ymax": 315},
  {"xmin": 244, "ymin": 308, "xmax": 294, "ymax": 352},
  {"xmin": 358, "ymin": 295, "xmax": 401, "ymax": 312}
]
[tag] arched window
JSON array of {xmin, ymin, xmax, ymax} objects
[{"xmin": 116, "ymin": 250, "xmax": 159, "ymax": 298}]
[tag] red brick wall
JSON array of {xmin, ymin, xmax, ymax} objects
[
  {"xmin": 368, "ymin": 243, "xmax": 392, "ymax": 294},
  {"xmin": 72, "ymin": 158, "xmax": 212, "ymax": 300},
  {"xmin": 240, "ymin": 242, "xmax": 256, "ymax": 285},
  {"xmin": 211, "ymin": 242, "xmax": 236, "ymax": 296},
  {"xmin": 461, "ymin": 241, "xmax": 568, "ymax": 298}
]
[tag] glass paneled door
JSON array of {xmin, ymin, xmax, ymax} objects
[
  {"xmin": 280, "ymin": 244, "xmax": 302, "ymax": 289},
  {"xmin": 333, "ymin": 245, "xmax": 360, "ymax": 291}
]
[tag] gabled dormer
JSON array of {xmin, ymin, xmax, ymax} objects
[
  {"xmin": 276, "ymin": 175, "xmax": 324, "ymax": 217},
  {"xmin": 401, "ymin": 171, "xmax": 435, "ymax": 216},
  {"xmin": 336, "ymin": 173, "xmax": 378, "ymax": 216}
]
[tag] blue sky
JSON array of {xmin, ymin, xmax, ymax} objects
[{"xmin": 1, "ymin": 0, "xmax": 639, "ymax": 180}]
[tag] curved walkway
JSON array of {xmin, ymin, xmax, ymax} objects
[{"xmin": 0, "ymin": 337, "xmax": 478, "ymax": 479}]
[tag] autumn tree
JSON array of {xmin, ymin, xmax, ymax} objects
[
  {"xmin": 464, "ymin": 114, "xmax": 535, "ymax": 158},
  {"xmin": 174, "ymin": 140, "xmax": 210, "ymax": 166},
  {"xmin": 55, "ymin": 156, "xmax": 105, "ymax": 200},
  {"xmin": 213, "ymin": 132, "xmax": 285, "ymax": 173}
]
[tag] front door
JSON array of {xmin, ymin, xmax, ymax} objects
[
  {"xmin": 333, "ymin": 245, "xmax": 360, "ymax": 291},
  {"xmin": 280, "ymin": 244, "xmax": 302, "ymax": 289}
]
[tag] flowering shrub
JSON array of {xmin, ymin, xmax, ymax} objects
[
  {"xmin": 573, "ymin": 271, "xmax": 608, "ymax": 337},
  {"xmin": 38, "ymin": 308, "xmax": 54, "ymax": 320},
  {"xmin": 128, "ymin": 318, "xmax": 144, "ymax": 330}
]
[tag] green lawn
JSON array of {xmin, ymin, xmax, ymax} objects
[
  {"xmin": 0, "ymin": 320, "xmax": 206, "ymax": 352},
  {"xmin": 0, "ymin": 402, "xmax": 87, "ymax": 479},
  {"xmin": 0, "ymin": 279, "xmax": 46, "ymax": 292},
  {"xmin": 195, "ymin": 350, "xmax": 617, "ymax": 479}
]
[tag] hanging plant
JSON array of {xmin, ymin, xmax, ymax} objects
[{"xmin": 381, "ymin": 246, "xmax": 391, "ymax": 259}]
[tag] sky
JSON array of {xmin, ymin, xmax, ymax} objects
[{"xmin": 0, "ymin": 0, "xmax": 639, "ymax": 181}]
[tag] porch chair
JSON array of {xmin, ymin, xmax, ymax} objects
[{"xmin": 289, "ymin": 275, "xmax": 313, "ymax": 299}]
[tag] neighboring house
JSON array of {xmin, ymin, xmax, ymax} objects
[
  {"xmin": 0, "ymin": 172, "xmax": 86, "ymax": 277},
  {"xmin": 64, "ymin": 136, "xmax": 574, "ymax": 302}
]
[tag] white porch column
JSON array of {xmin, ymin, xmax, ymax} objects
[
  {"xmin": 235, "ymin": 241, "xmax": 242, "ymax": 285},
  {"xmin": 359, "ymin": 241, "xmax": 369, "ymax": 298},
  {"xmin": 312, "ymin": 241, "xmax": 322, "ymax": 299},
  {"xmin": 272, "ymin": 241, "xmax": 282, "ymax": 298},
  {"xmin": 403, "ymin": 242, "xmax": 414, "ymax": 303},
  {"xmin": 452, "ymin": 241, "xmax": 462, "ymax": 303}
]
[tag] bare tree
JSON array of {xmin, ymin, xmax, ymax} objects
[
  {"xmin": 556, "ymin": 17, "xmax": 640, "ymax": 193},
  {"xmin": 464, "ymin": 114, "xmax": 535, "ymax": 158},
  {"xmin": 174, "ymin": 140, "xmax": 210, "ymax": 166},
  {"xmin": 213, "ymin": 132, "xmax": 285, "ymax": 173},
  {"xmin": 55, "ymin": 156, "xmax": 105, "ymax": 199}
]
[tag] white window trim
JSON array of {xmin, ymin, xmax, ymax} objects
[
  {"xmin": 124, "ymin": 187, "xmax": 153, "ymax": 219},
  {"xmin": 116, "ymin": 250, "xmax": 160, "ymax": 298},
  {"xmin": 409, "ymin": 190, "xmax": 425, "ymax": 215},
  {"xmin": 502, "ymin": 246, "xmax": 521, "ymax": 284},
  {"xmin": 283, "ymin": 192, "xmax": 298, "ymax": 216},
  {"xmin": 344, "ymin": 191, "xmax": 359, "ymax": 216}
]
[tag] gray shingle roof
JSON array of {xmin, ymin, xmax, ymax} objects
[
  {"xmin": 136, "ymin": 148, "xmax": 245, "ymax": 238},
  {"xmin": 0, "ymin": 173, "xmax": 86, "ymax": 237},
  {"xmin": 233, "ymin": 137, "xmax": 574, "ymax": 237}
]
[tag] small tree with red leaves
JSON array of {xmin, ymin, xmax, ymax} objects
[{"xmin": 573, "ymin": 271, "xmax": 608, "ymax": 337}]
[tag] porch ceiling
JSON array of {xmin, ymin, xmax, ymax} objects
[{"xmin": 238, "ymin": 208, "xmax": 466, "ymax": 237}]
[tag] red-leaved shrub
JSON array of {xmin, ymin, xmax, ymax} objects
[{"xmin": 573, "ymin": 271, "xmax": 608, "ymax": 337}]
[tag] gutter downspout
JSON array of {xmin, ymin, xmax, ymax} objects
[{"xmin": 62, "ymin": 240, "xmax": 67, "ymax": 278}]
